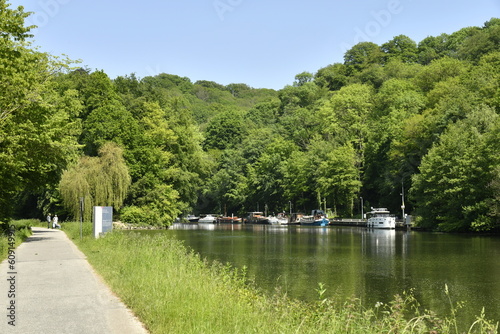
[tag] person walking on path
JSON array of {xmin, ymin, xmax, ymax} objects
[
  {"xmin": 46, "ymin": 213, "xmax": 52, "ymax": 229},
  {"xmin": 52, "ymin": 214, "xmax": 60, "ymax": 229}
]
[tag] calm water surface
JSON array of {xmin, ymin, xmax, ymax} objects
[{"xmin": 150, "ymin": 224, "xmax": 500, "ymax": 324}]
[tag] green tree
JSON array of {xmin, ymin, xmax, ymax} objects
[
  {"xmin": 247, "ymin": 136, "xmax": 297, "ymax": 212},
  {"xmin": 313, "ymin": 140, "xmax": 361, "ymax": 216},
  {"xmin": 319, "ymin": 83, "xmax": 374, "ymax": 153},
  {"xmin": 413, "ymin": 57, "xmax": 469, "ymax": 92},
  {"xmin": 381, "ymin": 35, "xmax": 418, "ymax": 63},
  {"xmin": 245, "ymin": 99, "xmax": 281, "ymax": 126},
  {"xmin": 282, "ymin": 149, "xmax": 314, "ymax": 210},
  {"xmin": 417, "ymin": 34, "xmax": 450, "ymax": 64},
  {"xmin": 293, "ymin": 72, "xmax": 314, "ymax": 87},
  {"xmin": 363, "ymin": 79, "xmax": 425, "ymax": 212},
  {"xmin": 462, "ymin": 51, "xmax": 500, "ymax": 111},
  {"xmin": 411, "ymin": 106, "xmax": 500, "ymax": 231},
  {"xmin": 344, "ymin": 42, "xmax": 384, "ymax": 73},
  {"xmin": 203, "ymin": 108, "xmax": 245, "ymax": 150},
  {"xmin": 203, "ymin": 149, "xmax": 249, "ymax": 215},
  {"xmin": 278, "ymin": 82, "xmax": 321, "ymax": 112},
  {"xmin": 458, "ymin": 18, "xmax": 500, "ymax": 61},
  {"xmin": 314, "ymin": 63, "xmax": 349, "ymax": 91},
  {"xmin": 82, "ymin": 98, "xmax": 139, "ymax": 155},
  {"xmin": 123, "ymin": 176, "xmax": 180, "ymax": 226},
  {"xmin": 59, "ymin": 142, "xmax": 131, "ymax": 221},
  {"xmin": 163, "ymin": 97, "xmax": 208, "ymax": 212},
  {"xmin": 0, "ymin": 1, "xmax": 80, "ymax": 220}
]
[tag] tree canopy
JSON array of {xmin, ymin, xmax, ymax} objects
[{"xmin": 1, "ymin": 2, "xmax": 499, "ymax": 231}]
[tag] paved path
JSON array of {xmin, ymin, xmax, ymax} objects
[{"xmin": 0, "ymin": 227, "xmax": 148, "ymax": 334}]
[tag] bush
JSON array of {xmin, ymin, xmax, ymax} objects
[
  {"xmin": 0, "ymin": 219, "xmax": 35, "ymax": 261},
  {"xmin": 120, "ymin": 206, "xmax": 161, "ymax": 226}
]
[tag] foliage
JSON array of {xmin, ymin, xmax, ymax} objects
[
  {"xmin": 0, "ymin": 219, "xmax": 34, "ymax": 261},
  {"xmin": 2, "ymin": 1, "xmax": 499, "ymax": 231},
  {"xmin": 0, "ymin": 1, "xmax": 80, "ymax": 220},
  {"xmin": 411, "ymin": 106, "xmax": 500, "ymax": 231},
  {"xmin": 63, "ymin": 225, "xmax": 499, "ymax": 333},
  {"xmin": 59, "ymin": 142, "xmax": 131, "ymax": 221}
]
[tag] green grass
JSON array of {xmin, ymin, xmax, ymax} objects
[
  {"xmin": 0, "ymin": 219, "xmax": 37, "ymax": 261},
  {"xmin": 62, "ymin": 222, "xmax": 498, "ymax": 334}
]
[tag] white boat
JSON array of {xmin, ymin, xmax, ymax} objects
[
  {"xmin": 186, "ymin": 215, "xmax": 199, "ymax": 223},
  {"xmin": 366, "ymin": 208, "xmax": 396, "ymax": 229},
  {"xmin": 267, "ymin": 216, "xmax": 279, "ymax": 225},
  {"xmin": 198, "ymin": 214, "xmax": 217, "ymax": 224},
  {"xmin": 276, "ymin": 212, "xmax": 290, "ymax": 225}
]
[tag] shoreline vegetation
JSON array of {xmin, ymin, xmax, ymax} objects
[
  {"xmin": 60, "ymin": 222, "xmax": 497, "ymax": 334},
  {"xmin": 1, "ymin": 0, "xmax": 499, "ymax": 234},
  {"xmin": 0, "ymin": 220, "xmax": 35, "ymax": 261}
]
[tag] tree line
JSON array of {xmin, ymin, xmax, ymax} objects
[{"xmin": 1, "ymin": 1, "xmax": 499, "ymax": 232}]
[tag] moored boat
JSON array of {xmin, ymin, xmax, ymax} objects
[
  {"xmin": 299, "ymin": 210, "xmax": 329, "ymax": 226},
  {"xmin": 186, "ymin": 215, "xmax": 199, "ymax": 223},
  {"xmin": 276, "ymin": 212, "xmax": 290, "ymax": 225},
  {"xmin": 198, "ymin": 214, "xmax": 217, "ymax": 224},
  {"xmin": 244, "ymin": 212, "xmax": 270, "ymax": 224},
  {"xmin": 217, "ymin": 215, "xmax": 242, "ymax": 224},
  {"xmin": 366, "ymin": 208, "xmax": 396, "ymax": 229}
]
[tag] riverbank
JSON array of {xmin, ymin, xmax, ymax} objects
[{"xmin": 62, "ymin": 222, "xmax": 497, "ymax": 334}]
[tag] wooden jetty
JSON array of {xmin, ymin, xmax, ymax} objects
[{"xmin": 329, "ymin": 218, "xmax": 366, "ymax": 227}]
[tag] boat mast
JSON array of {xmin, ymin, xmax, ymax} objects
[{"xmin": 401, "ymin": 181, "xmax": 405, "ymax": 220}]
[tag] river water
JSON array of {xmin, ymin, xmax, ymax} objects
[{"xmin": 155, "ymin": 224, "xmax": 500, "ymax": 325}]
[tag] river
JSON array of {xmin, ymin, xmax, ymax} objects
[{"xmin": 150, "ymin": 224, "xmax": 500, "ymax": 326}]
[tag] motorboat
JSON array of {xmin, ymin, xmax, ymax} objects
[
  {"xmin": 366, "ymin": 208, "xmax": 396, "ymax": 229},
  {"xmin": 299, "ymin": 210, "xmax": 329, "ymax": 226},
  {"xmin": 198, "ymin": 214, "xmax": 217, "ymax": 224},
  {"xmin": 186, "ymin": 215, "xmax": 199, "ymax": 223}
]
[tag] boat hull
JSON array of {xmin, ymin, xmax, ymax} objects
[
  {"xmin": 198, "ymin": 214, "xmax": 217, "ymax": 224},
  {"xmin": 366, "ymin": 208, "xmax": 396, "ymax": 229},
  {"xmin": 367, "ymin": 218, "xmax": 396, "ymax": 229},
  {"xmin": 300, "ymin": 218, "xmax": 329, "ymax": 227}
]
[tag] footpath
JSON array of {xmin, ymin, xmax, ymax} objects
[{"xmin": 0, "ymin": 227, "xmax": 148, "ymax": 334}]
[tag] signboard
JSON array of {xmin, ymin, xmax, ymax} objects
[{"xmin": 93, "ymin": 206, "xmax": 113, "ymax": 238}]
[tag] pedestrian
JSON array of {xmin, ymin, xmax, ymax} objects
[
  {"xmin": 53, "ymin": 215, "xmax": 61, "ymax": 229},
  {"xmin": 47, "ymin": 213, "xmax": 52, "ymax": 229}
]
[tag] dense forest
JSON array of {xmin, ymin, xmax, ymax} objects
[{"xmin": 1, "ymin": 1, "xmax": 499, "ymax": 232}]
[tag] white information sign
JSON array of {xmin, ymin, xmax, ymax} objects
[{"xmin": 93, "ymin": 206, "xmax": 113, "ymax": 238}]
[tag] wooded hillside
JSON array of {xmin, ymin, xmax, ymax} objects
[{"xmin": 1, "ymin": 1, "xmax": 499, "ymax": 232}]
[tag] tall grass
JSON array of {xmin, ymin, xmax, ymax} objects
[
  {"xmin": 63, "ymin": 222, "xmax": 498, "ymax": 334},
  {"xmin": 0, "ymin": 219, "xmax": 36, "ymax": 261}
]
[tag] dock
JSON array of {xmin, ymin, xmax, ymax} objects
[{"xmin": 329, "ymin": 218, "xmax": 366, "ymax": 227}]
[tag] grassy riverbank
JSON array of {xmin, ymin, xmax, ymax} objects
[
  {"xmin": 0, "ymin": 219, "xmax": 36, "ymax": 261},
  {"xmin": 63, "ymin": 222, "xmax": 497, "ymax": 334}
]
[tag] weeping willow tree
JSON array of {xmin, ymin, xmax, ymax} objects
[{"xmin": 59, "ymin": 142, "xmax": 131, "ymax": 221}]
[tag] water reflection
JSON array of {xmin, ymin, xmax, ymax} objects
[
  {"xmin": 159, "ymin": 224, "xmax": 500, "ymax": 326},
  {"xmin": 362, "ymin": 229, "xmax": 396, "ymax": 257}
]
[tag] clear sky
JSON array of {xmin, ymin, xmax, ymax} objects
[{"xmin": 9, "ymin": 0, "xmax": 500, "ymax": 90}]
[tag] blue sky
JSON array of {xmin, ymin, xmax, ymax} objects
[{"xmin": 9, "ymin": 0, "xmax": 500, "ymax": 89}]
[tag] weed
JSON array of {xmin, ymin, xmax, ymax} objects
[
  {"xmin": 0, "ymin": 219, "xmax": 35, "ymax": 261},
  {"xmin": 61, "ymin": 222, "xmax": 499, "ymax": 334}
]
